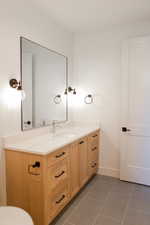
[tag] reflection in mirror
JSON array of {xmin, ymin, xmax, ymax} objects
[{"xmin": 21, "ymin": 37, "xmax": 68, "ymax": 130}]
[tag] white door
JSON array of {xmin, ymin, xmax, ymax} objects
[{"xmin": 120, "ymin": 36, "xmax": 150, "ymax": 185}]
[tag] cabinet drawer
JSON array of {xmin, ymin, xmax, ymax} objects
[
  {"xmin": 47, "ymin": 146, "xmax": 69, "ymax": 167},
  {"xmin": 88, "ymin": 146, "xmax": 98, "ymax": 162},
  {"xmin": 47, "ymin": 184, "xmax": 70, "ymax": 219},
  {"xmin": 88, "ymin": 160, "xmax": 98, "ymax": 177},
  {"xmin": 47, "ymin": 158, "xmax": 70, "ymax": 190},
  {"xmin": 88, "ymin": 131, "xmax": 99, "ymax": 149}
]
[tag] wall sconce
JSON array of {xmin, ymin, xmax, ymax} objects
[
  {"xmin": 53, "ymin": 94, "xmax": 62, "ymax": 104},
  {"xmin": 64, "ymin": 86, "xmax": 76, "ymax": 95},
  {"xmin": 84, "ymin": 94, "xmax": 93, "ymax": 104},
  {"xmin": 9, "ymin": 78, "xmax": 26, "ymax": 100}
]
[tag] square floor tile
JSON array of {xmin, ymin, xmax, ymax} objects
[
  {"xmin": 129, "ymin": 188, "xmax": 150, "ymax": 214},
  {"xmin": 134, "ymin": 183, "xmax": 150, "ymax": 193},
  {"xmin": 87, "ymin": 179, "xmax": 111, "ymax": 203},
  {"xmin": 50, "ymin": 176, "xmax": 150, "ymax": 225},
  {"xmin": 68, "ymin": 196, "xmax": 102, "ymax": 225},
  {"xmin": 51, "ymin": 190, "xmax": 88, "ymax": 225},
  {"xmin": 63, "ymin": 223, "xmax": 74, "ymax": 225},
  {"xmin": 94, "ymin": 215, "xmax": 121, "ymax": 225},
  {"xmin": 102, "ymin": 192, "xmax": 129, "ymax": 222},
  {"xmin": 123, "ymin": 209, "xmax": 150, "ymax": 225},
  {"xmin": 110, "ymin": 180, "xmax": 135, "ymax": 196}
]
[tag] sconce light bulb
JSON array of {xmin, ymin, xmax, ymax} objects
[
  {"xmin": 9, "ymin": 78, "xmax": 26, "ymax": 101},
  {"xmin": 17, "ymin": 82, "xmax": 22, "ymax": 91}
]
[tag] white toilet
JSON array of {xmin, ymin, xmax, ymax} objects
[{"xmin": 0, "ymin": 206, "xmax": 34, "ymax": 225}]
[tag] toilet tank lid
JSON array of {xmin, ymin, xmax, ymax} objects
[{"xmin": 0, "ymin": 206, "xmax": 34, "ymax": 225}]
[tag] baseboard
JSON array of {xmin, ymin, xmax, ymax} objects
[{"xmin": 98, "ymin": 167, "xmax": 120, "ymax": 178}]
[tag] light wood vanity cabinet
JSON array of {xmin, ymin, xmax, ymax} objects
[
  {"xmin": 5, "ymin": 129, "xmax": 100, "ymax": 225},
  {"xmin": 78, "ymin": 137, "xmax": 89, "ymax": 188},
  {"xmin": 70, "ymin": 143, "xmax": 80, "ymax": 198},
  {"xmin": 88, "ymin": 131, "xmax": 100, "ymax": 177}
]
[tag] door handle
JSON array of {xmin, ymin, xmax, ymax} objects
[
  {"xmin": 24, "ymin": 121, "xmax": 31, "ymax": 125},
  {"xmin": 122, "ymin": 127, "xmax": 131, "ymax": 132}
]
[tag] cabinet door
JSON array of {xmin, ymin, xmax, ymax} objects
[
  {"xmin": 6, "ymin": 151, "xmax": 44, "ymax": 225},
  {"xmin": 70, "ymin": 143, "xmax": 80, "ymax": 197},
  {"xmin": 87, "ymin": 131, "xmax": 100, "ymax": 178},
  {"xmin": 78, "ymin": 137, "xmax": 88, "ymax": 188}
]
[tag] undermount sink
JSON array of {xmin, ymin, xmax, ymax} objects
[
  {"xmin": 50, "ymin": 131, "xmax": 77, "ymax": 139},
  {"xmin": 63, "ymin": 133, "xmax": 76, "ymax": 138}
]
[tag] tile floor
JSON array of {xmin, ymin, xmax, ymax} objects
[{"xmin": 51, "ymin": 175, "xmax": 150, "ymax": 225}]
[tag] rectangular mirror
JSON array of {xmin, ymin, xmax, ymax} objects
[{"xmin": 21, "ymin": 37, "xmax": 68, "ymax": 130}]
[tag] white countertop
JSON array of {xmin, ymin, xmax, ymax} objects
[{"xmin": 4, "ymin": 123, "xmax": 100, "ymax": 155}]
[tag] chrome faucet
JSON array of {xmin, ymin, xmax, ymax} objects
[
  {"xmin": 52, "ymin": 120, "xmax": 67, "ymax": 133},
  {"xmin": 52, "ymin": 120, "xmax": 57, "ymax": 133}
]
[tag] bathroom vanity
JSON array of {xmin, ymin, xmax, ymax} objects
[
  {"xmin": 5, "ymin": 126, "xmax": 100, "ymax": 225},
  {"xmin": 4, "ymin": 38, "xmax": 100, "ymax": 225}
]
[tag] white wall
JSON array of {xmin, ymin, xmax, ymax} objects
[
  {"xmin": 0, "ymin": 0, "xmax": 73, "ymax": 205},
  {"xmin": 73, "ymin": 21, "xmax": 150, "ymax": 178}
]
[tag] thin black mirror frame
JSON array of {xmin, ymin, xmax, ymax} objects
[{"xmin": 20, "ymin": 36, "xmax": 68, "ymax": 131}]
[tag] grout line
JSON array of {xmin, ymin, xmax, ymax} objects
[
  {"xmin": 60, "ymin": 189, "xmax": 91, "ymax": 225},
  {"xmin": 91, "ymin": 188, "xmax": 113, "ymax": 225},
  {"xmin": 68, "ymin": 175, "xmax": 117, "ymax": 225},
  {"xmin": 131, "ymin": 208, "xmax": 150, "ymax": 216},
  {"xmin": 61, "ymin": 175, "xmax": 102, "ymax": 225},
  {"xmin": 66, "ymin": 222, "xmax": 75, "ymax": 225},
  {"xmin": 91, "ymin": 180, "xmax": 137, "ymax": 225},
  {"xmin": 120, "ymin": 185, "xmax": 135, "ymax": 225},
  {"xmin": 55, "ymin": 176, "xmax": 150, "ymax": 225},
  {"xmin": 59, "ymin": 176, "xmax": 102, "ymax": 225},
  {"xmin": 55, "ymin": 175, "xmax": 131, "ymax": 225},
  {"xmin": 97, "ymin": 215, "xmax": 121, "ymax": 223}
]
